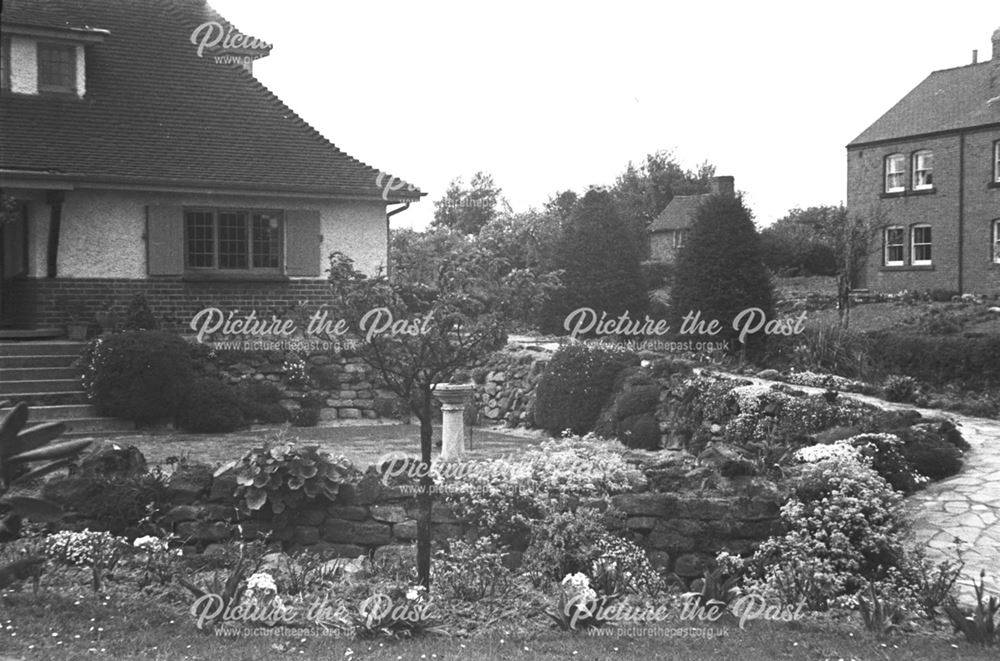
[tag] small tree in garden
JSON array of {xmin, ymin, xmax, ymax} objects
[
  {"xmin": 326, "ymin": 248, "xmax": 553, "ymax": 588},
  {"xmin": 670, "ymin": 191, "xmax": 774, "ymax": 358}
]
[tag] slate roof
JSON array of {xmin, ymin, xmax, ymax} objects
[
  {"xmin": 848, "ymin": 60, "xmax": 1000, "ymax": 147},
  {"xmin": 649, "ymin": 194, "xmax": 706, "ymax": 232},
  {"xmin": 0, "ymin": 0, "xmax": 422, "ymax": 201}
]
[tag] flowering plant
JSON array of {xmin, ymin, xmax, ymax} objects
[
  {"xmin": 43, "ymin": 529, "xmax": 129, "ymax": 592},
  {"xmin": 546, "ymin": 573, "xmax": 612, "ymax": 631}
]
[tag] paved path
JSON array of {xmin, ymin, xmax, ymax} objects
[{"xmin": 707, "ymin": 370, "xmax": 1000, "ymax": 601}]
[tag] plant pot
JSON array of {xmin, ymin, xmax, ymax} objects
[{"xmin": 67, "ymin": 322, "xmax": 88, "ymax": 341}]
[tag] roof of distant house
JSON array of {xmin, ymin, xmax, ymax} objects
[
  {"xmin": 650, "ymin": 194, "xmax": 707, "ymax": 232},
  {"xmin": 0, "ymin": 0, "xmax": 421, "ymax": 201},
  {"xmin": 848, "ymin": 61, "xmax": 1000, "ymax": 147}
]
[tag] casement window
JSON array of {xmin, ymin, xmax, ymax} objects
[
  {"xmin": 993, "ymin": 220, "xmax": 1000, "ymax": 264},
  {"xmin": 912, "ymin": 150, "xmax": 933, "ymax": 190},
  {"xmin": 147, "ymin": 206, "xmax": 320, "ymax": 277},
  {"xmin": 994, "ymin": 141, "xmax": 1000, "ymax": 184},
  {"xmin": 911, "ymin": 225, "xmax": 932, "ymax": 266},
  {"xmin": 37, "ymin": 43, "xmax": 77, "ymax": 93},
  {"xmin": 885, "ymin": 154, "xmax": 906, "ymax": 193},
  {"xmin": 184, "ymin": 209, "xmax": 283, "ymax": 271},
  {"xmin": 884, "ymin": 226, "xmax": 905, "ymax": 266}
]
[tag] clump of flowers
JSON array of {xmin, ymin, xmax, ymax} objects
[
  {"xmin": 132, "ymin": 534, "xmax": 181, "ymax": 587},
  {"xmin": 43, "ymin": 529, "xmax": 129, "ymax": 592},
  {"xmin": 433, "ymin": 535, "xmax": 511, "ymax": 602},
  {"xmin": 589, "ymin": 534, "xmax": 666, "ymax": 596},
  {"xmin": 547, "ymin": 572, "xmax": 608, "ymax": 631},
  {"xmin": 283, "ymin": 355, "xmax": 309, "ymax": 387}
]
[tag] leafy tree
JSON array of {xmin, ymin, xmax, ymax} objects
[
  {"xmin": 541, "ymin": 189, "xmax": 648, "ymax": 334},
  {"xmin": 670, "ymin": 192, "xmax": 774, "ymax": 358},
  {"xmin": 760, "ymin": 207, "xmax": 839, "ymax": 276},
  {"xmin": 389, "ymin": 227, "xmax": 471, "ymax": 286},
  {"xmin": 431, "ymin": 172, "xmax": 508, "ymax": 235},
  {"xmin": 326, "ymin": 248, "xmax": 553, "ymax": 588},
  {"xmin": 611, "ymin": 151, "xmax": 715, "ymax": 255}
]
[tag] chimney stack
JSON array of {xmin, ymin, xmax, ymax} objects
[
  {"xmin": 993, "ymin": 27, "xmax": 1000, "ymax": 61},
  {"xmin": 710, "ymin": 176, "xmax": 735, "ymax": 196},
  {"xmin": 973, "ymin": 49, "xmax": 978, "ymax": 64}
]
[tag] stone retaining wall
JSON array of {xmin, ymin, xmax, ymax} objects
[{"xmin": 471, "ymin": 346, "xmax": 550, "ymax": 427}]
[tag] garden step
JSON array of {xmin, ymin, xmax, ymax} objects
[
  {"xmin": 0, "ymin": 379, "xmax": 83, "ymax": 395},
  {"xmin": 0, "ymin": 366, "xmax": 80, "ymax": 381},
  {"xmin": 15, "ymin": 403, "xmax": 101, "ymax": 421},
  {"xmin": 0, "ymin": 354, "xmax": 80, "ymax": 369},
  {"xmin": 0, "ymin": 391, "xmax": 90, "ymax": 406},
  {"xmin": 0, "ymin": 341, "xmax": 86, "ymax": 357},
  {"xmin": 61, "ymin": 417, "xmax": 136, "ymax": 436}
]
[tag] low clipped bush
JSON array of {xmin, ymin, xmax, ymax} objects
[
  {"xmin": 175, "ymin": 377, "xmax": 247, "ymax": 433},
  {"xmin": 897, "ymin": 426, "xmax": 964, "ymax": 481},
  {"xmin": 234, "ymin": 379, "xmax": 290, "ymax": 424},
  {"xmin": 80, "ymin": 331, "xmax": 196, "ymax": 424},
  {"xmin": 533, "ymin": 344, "xmax": 638, "ymax": 435}
]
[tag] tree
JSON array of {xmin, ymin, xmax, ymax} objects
[
  {"xmin": 759, "ymin": 206, "xmax": 840, "ymax": 276},
  {"xmin": 431, "ymin": 172, "xmax": 508, "ymax": 235},
  {"xmin": 541, "ymin": 188, "xmax": 648, "ymax": 335},
  {"xmin": 809, "ymin": 206, "xmax": 882, "ymax": 328},
  {"xmin": 326, "ymin": 248, "xmax": 553, "ymax": 588},
  {"xmin": 670, "ymin": 192, "xmax": 774, "ymax": 358},
  {"xmin": 611, "ymin": 151, "xmax": 715, "ymax": 256}
]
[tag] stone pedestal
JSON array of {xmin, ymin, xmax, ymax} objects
[{"xmin": 433, "ymin": 383, "xmax": 474, "ymax": 460}]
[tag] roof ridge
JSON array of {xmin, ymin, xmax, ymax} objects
[{"xmin": 930, "ymin": 60, "xmax": 994, "ymax": 75}]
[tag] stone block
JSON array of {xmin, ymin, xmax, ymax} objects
[
  {"xmin": 610, "ymin": 493, "xmax": 679, "ymax": 518},
  {"xmin": 673, "ymin": 553, "xmax": 711, "ymax": 578},
  {"xmin": 160, "ymin": 505, "xmax": 200, "ymax": 525},
  {"xmin": 199, "ymin": 504, "xmax": 239, "ymax": 522},
  {"xmin": 370, "ymin": 504, "xmax": 408, "ymax": 523},
  {"xmin": 393, "ymin": 519, "xmax": 417, "ymax": 540},
  {"xmin": 339, "ymin": 408, "xmax": 362, "ymax": 420},
  {"xmin": 322, "ymin": 520, "xmax": 392, "ymax": 546},
  {"xmin": 297, "ymin": 507, "xmax": 328, "ymax": 526},
  {"xmin": 176, "ymin": 521, "xmax": 232, "ymax": 543},
  {"xmin": 327, "ymin": 505, "xmax": 370, "ymax": 521},
  {"xmin": 625, "ymin": 516, "xmax": 658, "ymax": 532},
  {"xmin": 293, "ymin": 526, "xmax": 320, "ymax": 545},
  {"xmin": 209, "ymin": 471, "xmax": 238, "ymax": 502}
]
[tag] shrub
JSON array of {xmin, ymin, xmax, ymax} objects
[
  {"xmin": 432, "ymin": 536, "xmax": 512, "ymax": 601},
  {"xmin": 42, "ymin": 473, "xmax": 172, "ymax": 535},
  {"xmin": 521, "ymin": 507, "xmax": 617, "ymax": 586},
  {"xmin": 843, "ymin": 433, "xmax": 926, "ymax": 494},
  {"xmin": 640, "ymin": 259, "xmax": 674, "ymax": 290},
  {"xmin": 533, "ymin": 344, "xmax": 637, "ymax": 435},
  {"xmin": 175, "ymin": 377, "xmax": 247, "ymax": 433},
  {"xmin": 291, "ymin": 406, "xmax": 321, "ymax": 427},
  {"xmin": 749, "ymin": 447, "xmax": 910, "ymax": 610},
  {"xmin": 773, "ymin": 322, "xmax": 874, "ymax": 379},
  {"xmin": 670, "ymin": 193, "xmax": 774, "ymax": 357},
  {"xmin": 233, "ymin": 380, "xmax": 290, "ymax": 424},
  {"xmin": 121, "ymin": 293, "xmax": 158, "ymax": 331},
  {"xmin": 870, "ymin": 333, "xmax": 1000, "ymax": 389},
  {"xmin": 883, "ymin": 375, "xmax": 918, "ymax": 403},
  {"xmin": 896, "ymin": 426, "xmax": 964, "ymax": 481},
  {"xmin": 80, "ymin": 331, "xmax": 195, "ymax": 424}
]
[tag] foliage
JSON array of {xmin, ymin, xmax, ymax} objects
[
  {"xmin": 226, "ymin": 444, "xmax": 357, "ymax": 516},
  {"xmin": 442, "ymin": 435, "xmax": 645, "ymax": 542},
  {"xmin": 521, "ymin": 507, "xmax": 620, "ymax": 587},
  {"xmin": 431, "ymin": 171, "xmax": 507, "ymax": 235},
  {"xmin": 870, "ymin": 333, "xmax": 1000, "ymax": 390},
  {"xmin": 132, "ymin": 534, "xmax": 182, "ymax": 587},
  {"xmin": 79, "ymin": 331, "xmax": 196, "ymax": 424},
  {"xmin": 432, "ymin": 535, "xmax": 512, "ymax": 602},
  {"xmin": 546, "ymin": 572, "xmax": 612, "ymax": 631},
  {"xmin": 533, "ymin": 343, "xmax": 638, "ymax": 435},
  {"xmin": 749, "ymin": 448, "xmax": 910, "ymax": 610},
  {"xmin": 772, "ymin": 322, "xmax": 875, "ymax": 379},
  {"xmin": 589, "ymin": 534, "xmax": 666, "ymax": 596},
  {"xmin": 541, "ymin": 188, "xmax": 648, "ymax": 334},
  {"xmin": 840, "ymin": 433, "xmax": 927, "ymax": 495},
  {"xmin": 896, "ymin": 426, "xmax": 964, "ymax": 481},
  {"xmin": 856, "ymin": 576, "xmax": 913, "ymax": 636},
  {"xmin": 760, "ymin": 209, "xmax": 839, "ymax": 277},
  {"xmin": 670, "ymin": 192, "xmax": 774, "ymax": 357},
  {"xmin": 283, "ymin": 355, "xmax": 309, "ymax": 388},
  {"xmin": 233, "ymin": 379, "xmax": 289, "ymax": 424},
  {"xmin": 121, "ymin": 293, "xmax": 158, "ymax": 331},
  {"xmin": 175, "ymin": 377, "xmax": 247, "ymax": 433},
  {"xmin": 43, "ymin": 472, "xmax": 173, "ymax": 534},
  {"xmin": 291, "ymin": 404, "xmax": 321, "ymax": 427},
  {"xmin": 42, "ymin": 528, "xmax": 129, "ymax": 592},
  {"xmin": 943, "ymin": 571, "xmax": 999, "ymax": 647},
  {"xmin": 883, "ymin": 375, "xmax": 918, "ymax": 403}
]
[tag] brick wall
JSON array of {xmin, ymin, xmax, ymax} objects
[
  {"xmin": 8, "ymin": 276, "xmax": 332, "ymax": 333},
  {"xmin": 849, "ymin": 127, "xmax": 1000, "ymax": 295}
]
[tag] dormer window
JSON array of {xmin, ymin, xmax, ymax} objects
[{"xmin": 37, "ymin": 43, "xmax": 77, "ymax": 93}]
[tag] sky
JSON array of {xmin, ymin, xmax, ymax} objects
[{"xmin": 210, "ymin": 0, "xmax": 998, "ymax": 229}]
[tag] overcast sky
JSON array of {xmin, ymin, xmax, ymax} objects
[{"xmin": 211, "ymin": 0, "xmax": 997, "ymax": 229}]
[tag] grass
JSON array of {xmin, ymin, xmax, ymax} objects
[
  {"xmin": 103, "ymin": 423, "xmax": 545, "ymax": 472},
  {"xmin": 1, "ymin": 587, "xmax": 997, "ymax": 661}
]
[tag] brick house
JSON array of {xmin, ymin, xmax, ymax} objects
[
  {"xmin": 847, "ymin": 28, "xmax": 1000, "ymax": 295},
  {"xmin": 649, "ymin": 176, "xmax": 735, "ymax": 263},
  {"xmin": 0, "ymin": 0, "xmax": 421, "ymax": 335}
]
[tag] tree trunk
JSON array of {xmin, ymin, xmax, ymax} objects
[{"xmin": 416, "ymin": 385, "xmax": 434, "ymax": 589}]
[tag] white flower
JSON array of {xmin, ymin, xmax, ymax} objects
[
  {"xmin": 133, "ymin": 536, "xmax": 161, "ymax": 550},
  {"xmin": 246, "ymin": 572, "xmax": 277, "ymax": 593}
]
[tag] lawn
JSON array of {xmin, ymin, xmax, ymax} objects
[
  {"xmin": 1, "ymin": 587, "xmax": 996, "ymax": 661},
  {"xmin": 105, "ymin": 423, "xmax": 545, "ymax": 472}
]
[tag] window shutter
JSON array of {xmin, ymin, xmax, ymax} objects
[
  {"xmin": 285, "ymin": 209, "xmax": 321, "ymax": 276},
  {"xmin": 146, "ymin": 206, "xmax": 184, "ymax": 275}
]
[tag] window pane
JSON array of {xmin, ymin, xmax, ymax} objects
[
  {"xmin": 185, "ymin": 211, "xmax": 215, "ymax": 268},
  {"xmin": 885, "ymin": 155, "xmax": 905, "ymax": 191},
  {"xmin": 37, "ymin": 44, "xmax": 76, "ymax": 91},
  {"xmin": 252, "ymin": 213, "xmax": 281, "ymax": 268},
  {"xmin": 912, "ymin": 226, "xmax": 931, "ymax": 263},
  {"xmin": 913, "ymin": 151, "xmax": 933, "ymax": 188},
  {"xmin": 218, "ymin": 212, "xmax": 248, "ymax": 269}
]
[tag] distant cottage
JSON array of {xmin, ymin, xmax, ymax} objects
[
  {"xmin": 649, "ymin": 176, "xmax": 734, "ymax": 263},
  {"xmin": 0, "ymin": 0, "xmax": 422, "ymax": 334},
  {"xmin": 848, "ymin": 27, "xmax": 1000, "ymax": 295}
]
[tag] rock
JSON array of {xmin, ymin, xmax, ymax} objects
[
  {"xmin": 649, "ymin": 551, "xmax": 671, "ymax": 570},
  {"xmin": 321, "ymin": 520, "xmax": 391, "ymax": 546},
  {"xmin": 311, "ymin": 543, "xmax": 366, "ymax": 558},
  {"xmin": 327, "ymin": 505, "xmax": 371, "ymax": 521},
  {"xmin": 209, "ymin": 471, "xmax": 238, "ymax": 502},
  {"xmin": 370, "ymin": 505, "xmax": 408, "ymax": 524},
  {"xmin": 297, "ymin": 507, "xmax": 328, "ymax": 526},
  {"xmin": 373, "ymin": 544, "xmax": 417, "ymax": 568},
  {"xmin": 166, "ymin": 463, "xmax": 215, "ymax": 504},
  {"xmin": 160, "ymin": 505, "xmax": 199, "ymax": 525},
  {"xmin": 293, "ymin": 526, "xmax": 320, "ymax": 545},
  {"xmin": 393, "ymin": 519, "xmax": 417, "ymax": 540},
  {"xmin": 339, "ymin": 408, "xmax": 362, "ymax": 420},
  {"xmin": 757, "ymin": 369, "xmax": 780, "ymax": 380},
  {"xmin": 625, "ymin": 517, "xmax": 658, "ymax": 532},
  {"xmin": 176, "ymin": 521, "xmax": 232, "ymax": 543},
  {"xmin": 610, "ymin": 493, "xmax": 679, "ymax": 518},
  {"xmin": 673, "ymin": 553, "xmax": 710, "ymax": 578},
  {"xmin": 42, "ymin": 477, "xmax": 100, "ymax": 507},
  {"xmin": 77, "ymin": 442, "xmax": 147, "ymax": 479}
]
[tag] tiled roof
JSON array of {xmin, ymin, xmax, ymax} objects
[
  {"xmin": 0, "ymin": 0, "xmax": 422, "ymax": 201},
  {"xmin": 649, "ymin": 194, "xmax": 706, "ymax": 232},
  {"xmin": 848, "ymin": 61, "xmax": 1000, "ymax": 146}
]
